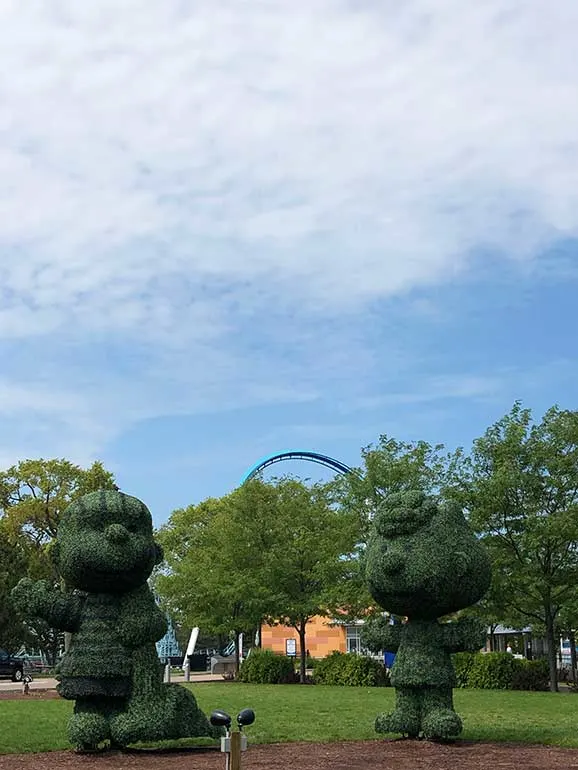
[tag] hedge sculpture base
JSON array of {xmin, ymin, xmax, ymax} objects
[{"xmin": 376, "ymin": 686, "xmax": 462, "ymax": 740}]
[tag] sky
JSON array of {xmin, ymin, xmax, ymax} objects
[{"xmin": 1, "ymin": 1, "xmax": 577, "ymax": 525}]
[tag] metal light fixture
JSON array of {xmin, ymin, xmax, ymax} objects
[
  {"xmin": 211, "ymin": 707, "xmax": 255, "ymax": 770},
  {"xmin": 237, "ymin": 708, "xmax": 255, "ymax": 730},
  {"xmin": 210, "ymin": 709, "xmax": 233, "ymax": 732}
]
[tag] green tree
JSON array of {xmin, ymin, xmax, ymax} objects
[
  {"xmin": 333, "ymin": 435, "xmax": 458, "ymax": 529},
  {"xmin": 262, "ymin": 477, "xmax": 360, "ymax": 683},
  {"xmin": 0, "ymin": 458, "xmax": 117, "ymax": 660},
  {"xmin": 460, "ymin": 571, "xmax": 514, "ymax": 652},
  {"xmin": 0, "ymin": 458, "xmax": 117, "ymax": 546},
  {"xmin": 156, "ymin": 484, "xmax": 278, "ymax": 676},
  {"xmin": 157, "ymin": 478, "xmax": 361, "ymax": 682},
  {"xmin": 457, "ymin": 403, "xmax": 578, "ymax": 692},
  {"xmin": 0, "ymin": 529, "xmax": 30, "ymax": 653},
  {"xmin": 557, "ymin": 602, "xmax": 578, "ymax": 683}
]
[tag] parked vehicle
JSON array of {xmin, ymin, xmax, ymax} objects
[
  {"xmin": 0, "ymin": 649, "xmax": 24, "ymax": 681},
  {"xmin": 14, "ymin": 653, "xmax": 45, "ymax": 670}
]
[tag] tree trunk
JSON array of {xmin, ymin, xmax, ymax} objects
[
  {"xmin": 544, "ymin": 605, "xmax": 559, "ymax": 692},
  {"xmin": 298, "ymin": 621, "xmax": 307, "ymax": 684},
  {"xmin": 234, "ymin": 630, "xmax": 241, "ymax": 678},
  {"xmin": 570, "ymin": 631, "xmax": 577, "ymax": 683},
  {"xmin": 47, "ymin": 632, "xmax": 59, "ymax": 668}
]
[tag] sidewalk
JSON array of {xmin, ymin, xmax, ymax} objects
[{"xmin": 0, "ymin": 672, "xmax": 224, "ymax": 692}]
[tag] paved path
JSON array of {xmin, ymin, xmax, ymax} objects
[{"xmin": 0, "ymin": 672, "xmax": 223, "ymax": 692}]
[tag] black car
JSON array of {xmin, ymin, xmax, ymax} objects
[{"xmin": 0, "ymin": 650, "xmax": 24, "ymax": 681}]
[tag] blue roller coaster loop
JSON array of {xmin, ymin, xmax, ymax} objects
[{"xmin": 241, "ymin": 450, "xmax": 353, "ymax": 484}]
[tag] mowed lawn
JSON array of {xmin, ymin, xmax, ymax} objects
[{"xmin": 1, "ymin": 683, "xmax": 577, "ymax": 754}]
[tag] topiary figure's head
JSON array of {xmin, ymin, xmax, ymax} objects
[
  {"xmin": 53, "ymin": 490, "xmax": 163, "ymax": 594},
  {"xmin": 365, "ymin": 490, "xmax": 491, "ymax": 620}
]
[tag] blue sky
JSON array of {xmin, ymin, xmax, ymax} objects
[{"xmin": 0, "ymin": 2, "xmax": 577, "ymax": 525}]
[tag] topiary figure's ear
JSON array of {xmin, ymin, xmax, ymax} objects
[{"xmin": 154, "ymin": 542, "xmax": 164, "ymax": 565}]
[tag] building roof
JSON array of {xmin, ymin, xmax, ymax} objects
[{"xmin": 490, "ymin": 625, "xmax": 532, "ymax": 634}]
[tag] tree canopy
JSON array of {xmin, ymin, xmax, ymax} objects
[
  {"xmin": 455, "ymin": 403, "xmax": 578, "ymax": 691},
  {"xmin": 0, "ymin": 458, "xmax": 117, "ymax": 545},
  {"xmin": 157, "ymin": 482, "xmax": 280, "ymax": 674},
  {"xmin": 0, "ymin": 530, "xmax": 30, "ymax": 653},
  {"xmin": 157, "ymin": 477, "xmax": 359, "ymax": 681},
  {"xmin": 3, "ymin": 401, "xmax": 578, "ymax": 692}
]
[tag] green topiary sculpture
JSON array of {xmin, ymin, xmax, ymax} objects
[
  {"xmin": 361, "ymin": 490, "xmax": 491, "ymax": 741},
  {"xmin": 11, "ymin": 489, "xmax": 220, "ymax": 752}
]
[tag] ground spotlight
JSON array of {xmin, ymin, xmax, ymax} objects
[
  {"xmin": 237, "ymin": 708, "xmax": 256, "ymax": 730},
  {"xmin": 210, "ymin": 709, "xmax": 232, "ymax": 731}
]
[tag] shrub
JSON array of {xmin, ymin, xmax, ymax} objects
[
  {"xmin": 467, "ymin": 652, "xmax": 520, "ymax": 690},
  {"xmin": 238, "ymin": 649, "xmax": 297, "ymax": 684},
  {"xmin": 313, "ymin": 652, "xmax": 390, "ymax": 687},
  {"xmin": 453, "ymin": 652, "xmax": 550, "ymax": 691},
  {"xmin": 511, "ymin": 658, "xmax": 550, "ymax": 691},
  {"xmin": 453, "ymin": 651, "xmax": 477, "ymax": 688}
]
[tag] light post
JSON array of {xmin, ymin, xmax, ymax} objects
[
  {"xmin": 22, "ymin": 674, "xmax": 33, "ymax": 695},
  {"xmin": 210, "ymin": 708, "xmax": 256, "ymax": 770}
]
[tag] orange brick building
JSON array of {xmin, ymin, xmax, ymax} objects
[
  {"xmin": 261, "ymin": 616, "xmax": 494, "ymax": 661},
  {"xmin": 261, "ymin": 616, "xmax": 368, "ymax": 658}
]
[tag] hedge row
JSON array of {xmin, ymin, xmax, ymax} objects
[
  {"xmin": 238, "ymin": 649, "xmax": 389, "ymax": 686},
  {"xmin": 453, "ymin": 652, "xmax": 549, "ymax": 690},
  {"xmin": 313, "ymin": 651, "xmax": 390, "ymax": 687},
  {"xmin": 239, "ymin": 649, "xmax": 548, "ymax": 690}
]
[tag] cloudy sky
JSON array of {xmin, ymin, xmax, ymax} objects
[{"xmin": 1, "ymin": 1, "xmax": 577, "ymax": 523}]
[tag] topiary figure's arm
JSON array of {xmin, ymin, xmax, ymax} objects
[
  {"xmin": 442, "ymin": 616, "xmax": 487, "ymax": 653},
  {"xmin": 117, "ymin": 585, "xmax": 168, "ymax": 649},
  {"xmin": 360, "ymin": 615, "xmax": 402, "ymax": 653},
  {"xmin": 10, "ymin": 578, "xmax": 84, "ymax": 632}
]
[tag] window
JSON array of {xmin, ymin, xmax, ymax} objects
[
  {"xmin": 345, "ymin": 624, "xmax": 384, "ymax": 659},
  {"xmin": 346, "ymin": 625, "xmax": 360, "ymax": 653}
]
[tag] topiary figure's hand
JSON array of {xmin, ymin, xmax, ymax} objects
[
  {"xmin": 11, "ymin": 577, "xmax": 83, "ymax": 632},
  {"xmin": 442, "ymin": 616, "xmax": 487, "ymax": 653},
  {"xmin": 361, "ymin": 615, "xmax": 402, "ymax": 654}
]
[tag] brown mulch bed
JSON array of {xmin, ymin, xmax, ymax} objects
[
  {"xmin": 0, "ymin": 690, "xmax": 61, "ymax": 700},
  {"xmin": 1, "ymin": 741, "xmax": 578, "ymax": 770}
]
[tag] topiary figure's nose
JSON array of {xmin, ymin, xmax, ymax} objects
[{"xmin": 105, "ymin": 523, "xmax": 129, "ymax": 544}]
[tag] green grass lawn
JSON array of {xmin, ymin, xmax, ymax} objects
[{"xmin": 1, "ymin": 684, "xmax": 577, "ymax": 754}]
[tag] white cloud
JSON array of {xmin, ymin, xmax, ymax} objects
[
  {"xmin": 348, "ymin": 374, "xmax": 503, "ymax": 412},
  {"xmin": 0, "ymin": 0, "xmax": 577, "ymax": 463}
]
